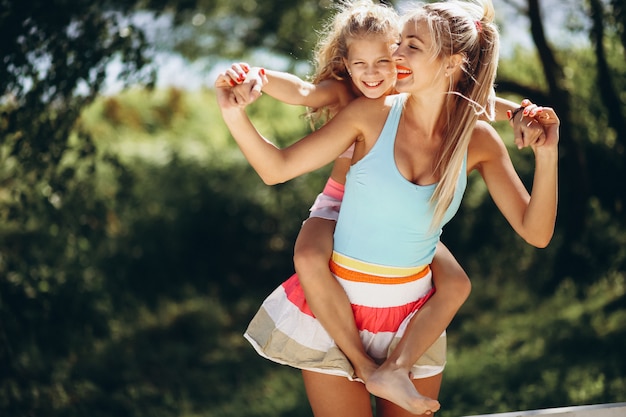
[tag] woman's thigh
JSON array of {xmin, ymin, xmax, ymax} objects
[
  {"xmin": 302, "ymin": 370, "xmax": 374, "ymax": 417},
  {"xmin": 375, "ymin": 373, "xmax": 443, "ymax": 417}
]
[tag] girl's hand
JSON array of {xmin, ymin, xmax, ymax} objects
[
  {"xmin": 526, "ymin": 106, "xmax": 560, "ymax": 152},
  {"xmin": 218, "ymin": 62, "xmax": 251, "ymax": 86},
  {"xmin": 508, "ymin": 99, "xmax": 540, "ymax": 149},
  {"xmin": 232, "ymin": 67, "xmax": 268, "ymax": 105},
  {"xmin": 509, "ymin": 99, "xmax": 558, "ymax": 151},
  {"xmin": 215, "ymin": 63, "xmax": 268, "ymax": 107}
]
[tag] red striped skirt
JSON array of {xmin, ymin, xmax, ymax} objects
[{"xmin": 244, "ymin": 252, "xmax": 446, "ymax": 381}]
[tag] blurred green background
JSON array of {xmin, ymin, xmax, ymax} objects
[{"xmin": 1, "ymin": 1, "xmax": 625, "ymax": 416}]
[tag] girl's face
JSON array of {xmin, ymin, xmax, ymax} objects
[
  {"xmin": 343, "ymin": 35, "xmax": 397, "ymax": 99},
  {"xmin": 392, "ymin": 19, "xmax": 447, "ymax": 95}
]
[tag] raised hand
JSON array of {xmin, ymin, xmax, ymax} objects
[{"xmin": 509, "ymin": 99, "xmax": 559, "ymax": 151}]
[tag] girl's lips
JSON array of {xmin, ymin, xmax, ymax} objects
[
  {"xmin": 396, "ymin": 65, "xmax": 412, "ymax": 80},
  {"xmin": 363, "ymin": 80, "xmax": 384, "ymax": 88}
]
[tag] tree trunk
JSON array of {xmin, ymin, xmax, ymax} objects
[{"xmin": 527, "ymin": 0, "xmax": 590, "ymax": 284}]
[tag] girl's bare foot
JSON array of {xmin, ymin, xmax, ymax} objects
[
  {"xmin": 353, "ymin": 359, "xmax": 379, "ymax": 383},
  {"xmin": 366, "ymin": 363, "xmax": 440, "ymax": 415}
]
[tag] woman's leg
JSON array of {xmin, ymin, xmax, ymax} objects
[
  {"xmin": 366, "ymin": 242, "xmax": 470, "ymax": 414},
  {"xmin": 294, "ymin": 216, "xmax": 378, "ymax": 380},
  {"xmin": 375, "ymin": 373, "xmax": 443, "ymax": 417},
  {"xmin": 302, "ymin": 370, "xmax": 374, "ymax": 417}
]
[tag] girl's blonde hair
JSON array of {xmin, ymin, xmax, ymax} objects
[
  {"xmin": 402, "ymin": 0, "xmax": 499, "ymax": 228},
  {"xmin": 308, "ymin": 0, "xmax": 399, "ymax": 125}
]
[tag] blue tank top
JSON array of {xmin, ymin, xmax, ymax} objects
[{"xmin": 334, "ymin": 94, "xmax": 467, "ymax": 267}]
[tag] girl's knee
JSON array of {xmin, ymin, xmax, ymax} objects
[
  {"xmin": 436, "ymin": 271, "xmax": 471, "ymax": 304},
  {"xmin": 293, "ymin": 242, "xmax": 329, "ymax": 271}
]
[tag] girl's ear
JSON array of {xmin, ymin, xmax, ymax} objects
[{"xmin": 343, "ymin": 58, "xmax": 352, "ymax": 77}]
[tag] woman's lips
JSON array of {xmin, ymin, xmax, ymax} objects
[{"xmin": 396, "ymin": 65, "xmax": 412, "ymax": 80}]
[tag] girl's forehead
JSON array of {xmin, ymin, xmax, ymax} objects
[
  {"xmin": 347, "ymin": 36, "xmax": 394, "ymax": 56},
  {"xmin": 348, "ymin": 33, "xmax": 396, "ymax": 48}
]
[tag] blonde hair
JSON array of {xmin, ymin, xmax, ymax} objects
[
  {"xmin": 308, "ymin": 0, "xmax": 399, "ymax": 125},
  {"xmin": 402, "ymin": 0, "xmax": 499, "ymax": 228}
]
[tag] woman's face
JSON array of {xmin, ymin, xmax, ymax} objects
[
  {"xmin": 392, "ymin": 19, "xmax": 447, "ymax": 94},
  {"xmin": 343, "ymin": 34, "xmax": 398, "ymax": 99}
]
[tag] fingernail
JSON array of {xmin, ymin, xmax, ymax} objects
[
  {"xmin": 242, "ymin": 64, "xmax": 250, "ymax": 73},
  {"xmin": 506, "ymin": 110, "xmax": 512, "ymax": 119},
  {"xmin": 259, "ymin": 68, "xmax": 266, "ymax": 76},
  {"xmin": 229, "ymin": 79, "xmax": 235, "ymax": 87},
  {"xmin": 523, "ymin": 109, "xmax": 529, "ymax": 116}
]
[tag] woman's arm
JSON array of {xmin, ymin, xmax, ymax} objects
[
  {"xmin": 216, "ymin": 82, "xmax": 364, "ymax": 185},
  {"xmin": 468, "ymin": 109, "xmax": 559, "ymax": 247}
]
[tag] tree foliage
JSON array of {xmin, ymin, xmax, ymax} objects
[{"xmin": 0, "ymin": 0, "xmax": 625, "ymax": 416}]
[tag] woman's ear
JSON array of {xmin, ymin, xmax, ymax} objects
[{"xmin": 446, "ymin": 54, "xmax": 464, "ymax": 73}]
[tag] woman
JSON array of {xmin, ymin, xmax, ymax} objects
[{"xmin": 216, "ymin": 1, "xmax": 558, "ymax": 416}]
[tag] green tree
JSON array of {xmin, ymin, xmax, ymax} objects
[
  {"xmin": 0, "ymin": 0, "xmax": 153, "ymax": 414},
  {"xmin": 492, "ymin": 0, "xmax": 626, "ymax": 290},
  {"xmin": 2, "ymin": 0, "xmax": 625, "ymax": 416}
]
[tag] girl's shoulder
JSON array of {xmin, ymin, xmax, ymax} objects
[
  {"xmin": 341, "ymin": 94, "xmax": 394, "ymax": 121},
  {"xmin": 316, "ymin": 78, "xmax": 356, "ymax": 108}
]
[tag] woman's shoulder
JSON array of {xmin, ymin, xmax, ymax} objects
[{"xmin": 468, "ymin": 120, "xmax": 508, "ymax": 169}]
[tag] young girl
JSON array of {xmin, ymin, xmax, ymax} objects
[{"xmin": 216, "ymin": 1, "xmax": 552, "ymax": 415}]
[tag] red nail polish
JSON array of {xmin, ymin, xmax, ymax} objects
[
  {"xmin": 259, "ymin": 68, "xmax": 266, "ymax": 76},
  {"xmin": 242, "ymin": 64, "xmax": 250, "ymax": 73},
  {"xmin": 229, "ymin": 79, "xmax": 235, "ymax": 87},
  {"xmin": 506, "ymin": 110, "xmax": 512, "ymax": 119}
]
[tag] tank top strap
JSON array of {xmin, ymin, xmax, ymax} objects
[{"xmin": 375, "ymin": 94, "xmax": 408, "ymax": 153}]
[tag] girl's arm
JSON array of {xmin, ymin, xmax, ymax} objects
[
  {"xmin": 216, "ymin": 82, "xmax": 363, "ymax": 185},
  {"xmin": 468, "ymin": 108, "xmax": 559, "ymax": 247},
  {"xmin": 224, "ymin": 62, "xmax": 352, "ymax": 109},
  {"xmin": 258, "ymin": 68, "xmax": 352, "ymax": 109}
]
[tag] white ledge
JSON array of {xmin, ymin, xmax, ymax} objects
[{"xmin": 462, "ymin": 402, "xmax": 626, "ymax": 417}]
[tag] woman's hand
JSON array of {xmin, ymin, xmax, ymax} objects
[
  {"xmin": 509, "ymin": 99, "xmax": 559, "ymax": 152},
  {"xmin": 215, "ymin": 62, "xmax": 268, "ymax": 107}
]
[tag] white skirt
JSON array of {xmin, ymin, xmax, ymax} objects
[{"xmin": 244, "ymin": 252, "xmax": 446, "ymax": 381}]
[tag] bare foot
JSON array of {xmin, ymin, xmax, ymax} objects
[
  {"xmin": 365, "ymin": 363, "xmax": 440, "ymax": 415},
  {"xmin": 353, "ymin": 359, "xmax": 379, "ymax": 383}
]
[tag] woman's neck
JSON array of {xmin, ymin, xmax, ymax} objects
[{"xmin": 404, "ymin": 93, "xmax": 447, "ymax": 139}]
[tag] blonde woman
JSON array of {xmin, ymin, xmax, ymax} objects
[{"xmin": 216, "ymin": 0, "xmax": 558, "ymax": 415}]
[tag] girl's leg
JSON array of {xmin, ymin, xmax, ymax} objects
[
  {"xmin": 366, "ymin": 242, "xmax": 470, "ymax": 414},
  {"xmin": 294, "ymin": 217, "xmax": 378, "ymax": 380},
  {"xmin": 375, "ymin": 373, "xmax": 443, "ymax": 417},
  {"xmin": 302, "ymin": 370, "xmax": 374, "ymax": 417}
]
